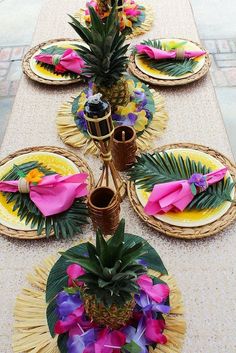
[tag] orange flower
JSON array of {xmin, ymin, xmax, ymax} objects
[{"xmin": 25, "ymin": 169, "xmax": 45, "ymax": 184}]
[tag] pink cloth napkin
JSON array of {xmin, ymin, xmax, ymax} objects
[
  {"xmin": 144, "ymin": 168, "xmax": 227, "ymax": 215},
  {"xmin": 34, "ymin": 48, "xmax": 85, "ymax": 74},
  {"xmin": 136, "ymin": 44, "xmax": 206, "ymax": 60},
  {"xmin": 0, "ymin": 173, "xmax": 88, "ymax": 216}
]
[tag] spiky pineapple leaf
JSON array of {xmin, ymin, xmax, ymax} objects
[
  {"xmin": 129, "ymin": 151, "xmax": 234, "ymax": 210},
  {"xmin": 69, "ymin": 4, "xmax": 129, "ymax": 87},
  {"xmin": 124, "ymin": 233, "xmax": 168, "ymax": 274}
]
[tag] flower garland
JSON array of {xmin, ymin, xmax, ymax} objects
[
  {"xmin": 53, "ymin": 263, "xmax": 170, "ymax": 353},
  {"xmin": 73, "ymin": 78, "xmax": 155, "ymax": 137},
  {"xmin": 84, "ymin": 0, "xmax": 147, "ymax": 33}
]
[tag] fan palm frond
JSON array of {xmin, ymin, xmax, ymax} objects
[{"xmin": 129, "ymin": 152, "xmax": 234, "ymax": 210}]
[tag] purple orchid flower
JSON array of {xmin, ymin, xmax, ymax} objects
[
  {"xmin": 133, "ymin": 91, "xmax": 148, "ymax": 108},
  {"xmin": 188, "ymin": 173, "xmax": 208, "ymax": 189},
  {"xmin": 56, "ymin": 291, "xmax": 82, "ymax": 319},
  {"xmin": 123, "ymin": 317, "xmax": 150, "ymax": 353},
  {"xmin": 112, "ymin": 112, "xmax": 137, "ymax": 127},
  {"xmin": 136, "ymin": 258, "xmax": 148, "ymax": 267},
  {"xmin": 135, "ymin": 291, "xmax": 170, "ymax": 315},
  {"xmin": 87, "ymin": 81, "xmax": 93, "ymax": 97},
  {"xmin": 67, "ymin": 328, "xmax": 96, "ymax": 353},
  {"xmin": 76, "ymin": 111, "xmax": 88, "ymax": 131}
]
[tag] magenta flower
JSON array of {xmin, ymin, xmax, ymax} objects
[
  {"xmin": 67, "ymin": 264, "xmax": 86, "ymax": 287},
  {"xmin": 55, "ymin": 305, "xmax": 85, "ymax": 335},
  {"xmin": 145, "ymin": 317, "xmax": 167, "ymax": 345},
  {"xmin": 84, "ymin": 328, "xmax": 126, "ymax": 353},
  {"xmin": 137, "ymin": 275, "xmax": 169, "ymax": 303}
]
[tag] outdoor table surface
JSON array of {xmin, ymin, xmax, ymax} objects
[{"xmin": 0, "ymin": 0, "xmax": 235, "ymax": 352}]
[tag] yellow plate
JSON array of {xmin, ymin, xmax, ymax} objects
[
  {"xmin": 135, "ymin": 38, "xmax": 206, "ymax": 80},
  {"xmin": 0, "ymin": 152, "xmax": 80, "ymax": 231},
  {"xmin": 30, "ymin": 40, "xmax": 80, "ymax": 81},
  {"xmin": 135, "ymin": 148, "xmax": 234, "ymax": 227}
]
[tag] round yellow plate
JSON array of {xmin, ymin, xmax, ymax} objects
[
  {"xmin": 0, "ymin": 152, "xmax": 80, "ymax": 230},
  {"xmin": 135, "ymin": 148, "xmax": 235, "ymax": 227},
  {"xmin": 135, "ymin": 38, "xmax": 206, "ymax": 80},
  {"xmin": 30, "ymin": 40, "xmax": 80, "ymax": 81}
]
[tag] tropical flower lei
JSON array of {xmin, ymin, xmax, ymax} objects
[
  {"xmin": 54, "ymin": 263, "xmax": 170, "ymax": 353},
  {"xmin": 84, "ymin": 0, "xmax": 146, "ymax": 32},
  {"xmin": 73, "ymin": 79, "xmax": 155, "ymax": 137}
]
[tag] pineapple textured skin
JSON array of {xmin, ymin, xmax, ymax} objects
[{"xmin": 83, "ymin": 293, "xmax": 135, "ymax": 329}]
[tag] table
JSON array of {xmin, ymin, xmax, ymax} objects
[{"xmin": 0, "ymin": 0, "xmax": 235, "ymax": 352}]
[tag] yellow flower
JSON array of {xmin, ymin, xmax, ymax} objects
[
  {"xmin": 25, "ymin": 169, "xmax": 45, "ymax": 184},
  {"xmin": 116, "ymin": 101, "xmax": 136, "ymax": 116},
  {"xmin": 134, "ymin": 110, "xmax": 148, "ymax": 131},
  {"xmin": 77, "ymin": 92, "xmax": 87, "ymax": 112},
  {"xmin": 127, "ymin": 79, "xmax": 144, "ymax": 95}
]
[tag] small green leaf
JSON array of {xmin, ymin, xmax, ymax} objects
[
  {"xmin": 190, "ymin": 183, "xmax": 197, "ymax": 195},
  {"xmin": 122, "ymin": 341, "xmax": 141, "ymax": 353}
]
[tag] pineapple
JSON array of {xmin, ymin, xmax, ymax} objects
[
  {"xmin": 69, "ymin": 5, "xmax": 130, "ymax": 111},
  {"xmin": 62, "ymin": 219, "xmax": 147, "ymax": 329}
]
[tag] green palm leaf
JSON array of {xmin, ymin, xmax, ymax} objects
[
  {"xmin": 129, "ymin": 151, "xmax": 235, "ymax": 210},
  {"xmin": 1, "ymin": 161, "xmax": 89, "ymax": 238},
  {"xmin": 136, "ymin": 39, "xmax": 198, "ymax": 77}
]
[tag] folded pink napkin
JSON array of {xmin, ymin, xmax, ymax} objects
[
  {"xmin": 34, "ymin": 48, "xmax": 85, "ymax": 74},
  {"xmin": 136, "ymin": 44, "xmax": 206, "ymax": 60},
  {"xmin": 144, "ymin": 168, "xmax": 227, "ymax": 215},
  {"xmin": 0, "ymin": 173, "xmax": 88, "ymax": 216}
]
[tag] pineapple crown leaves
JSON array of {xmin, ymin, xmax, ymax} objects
[
  {"xmin": 68, "ymin": 5, "xmax": 129, "ymax": 87},
  {"xmin": 61, "ymin": 219, "xmax": 148, "ymax": 306}
]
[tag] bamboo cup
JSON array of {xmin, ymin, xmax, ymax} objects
[
  {"xmin": 112, "ymin": 125, "xmax": 137, "ymax": 171},
  {"xmin": 88, "ymin": 186, "xmax": 120, "ymax": 235}
]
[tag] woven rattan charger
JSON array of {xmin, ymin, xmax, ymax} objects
[
  {"xmin": 22, "ymin": 38, "xmax": 84, "ymax": 85},
  {"xmin": 129, "ymin": 39, "xmax": 211, "ymax": 86},
  {"xmin": 0, "ymin": 146, "xmax": 94, "ymax": 240},
  {"xmin": 128, "ymin": 143, "xmax": 236, "ymax": 239}
]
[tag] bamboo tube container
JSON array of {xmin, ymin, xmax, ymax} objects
[
  {"xmin": 88, "ymin": 187, "xmax": 120, "ymax": 235},
  {"xmin": 112, "ymin": 125, "xmax": 137, "ymax": 171}
]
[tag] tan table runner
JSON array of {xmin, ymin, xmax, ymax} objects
[{"xmin": 0, "ymin": 0, "xmax": 235, "ymax": 352}]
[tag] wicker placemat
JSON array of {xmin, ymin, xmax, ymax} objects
[
  {"xmin": 13, "ymin": 255, "xmax": 186, "ymax": 353},
  {"xmin": 74, "ymin": 4, "xmax": 153, "ymax": 39},
  {"xmin": 128, "ymin": 143, "xmax": 236, "ymax": 239},
  {"xmin": 22, "ymin": 38, "xmax": 84, "ymax": 86},
  {"xmin": 0, "ymin": 146, "xmax": 94, "ymax": 240},
  {"xmin": 129, "ymin": 39, "xmax": 211, "ymax": 86}
]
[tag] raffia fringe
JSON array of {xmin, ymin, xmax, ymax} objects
[
  {"xmin": 13, "ymin": 256, "xmax": 185, "ymax": 353},
  {"xmin": 74, "ymin": 4, "xmax": 153, "ymax": 39},
  {"xmin": 56, "ymin": 90, "xmax": 168, "ymax": 155}
]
